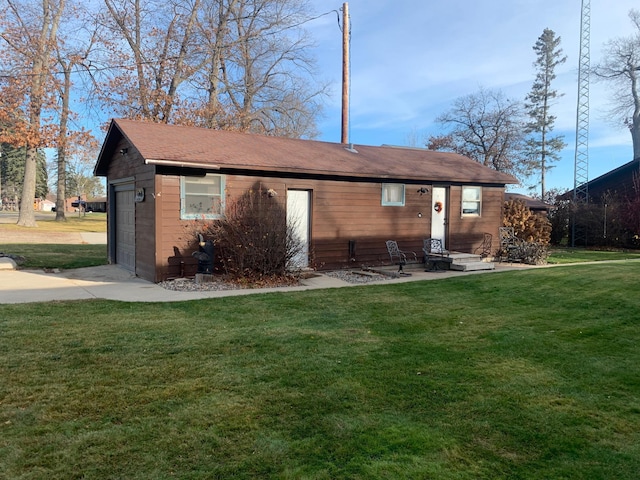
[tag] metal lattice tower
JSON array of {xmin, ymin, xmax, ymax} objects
[{"xmin": 572, "ymin": 0, "xmax": 591, "ymax": 247}]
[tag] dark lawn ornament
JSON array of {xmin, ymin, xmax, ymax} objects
[{"xmin": 192, "ymin": 234, "xmax": 214, "ymax": 274}]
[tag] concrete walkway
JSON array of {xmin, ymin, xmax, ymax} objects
[
  {"xmin": 0, "ymin": 263, "xmax": 523, "ymax": 304},
  {"xmin": 0, "ymin": 217, "xmax": 524, "ymax": 304}
]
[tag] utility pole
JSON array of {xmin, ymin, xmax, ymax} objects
[{"xmin": 341, "ymin": 2, "xmax": 350, "ymax": 145}]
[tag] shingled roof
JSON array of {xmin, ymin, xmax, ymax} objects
[{"xmin": 95, "ymin": 118, "xmax": 518, "ymax": 185}]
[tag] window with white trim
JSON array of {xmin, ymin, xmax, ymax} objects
[
  {"xmin": 180, "ymin": 174, "xmax": 225, "ymax": 219},
  {"xmin": 461, "ymin": 186, "xmax": 482, "ymax": 216},
  {"xmin": 381, "ymin": 183, "xmax": 405, "ymax": 206}
]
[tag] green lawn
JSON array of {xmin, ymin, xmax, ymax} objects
[
  {"xmin": 548, "ymin": 247, "xmax": 640, "ymax": 264},
  {"xmin": 1, "ymin": 241, "xmax": 636, "ymax": 271},
  {"xmin": 2, "ymin": 263, "xmax": 639, "ymax": 479}
]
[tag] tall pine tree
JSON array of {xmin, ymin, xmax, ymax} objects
[{"xmin": 525, "ymin": 28, "xmax": 567, "ymax": 199}]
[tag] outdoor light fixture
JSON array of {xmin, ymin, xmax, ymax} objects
[
  {"xmin": 120, "ymin": 148, "xmax": 128, "ymax": 155},
  {"xmin": 417, "ymin": 187, "xmax": 428, "ymax": 195}
]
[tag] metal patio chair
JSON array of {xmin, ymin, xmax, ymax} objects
[
  {"xmin": 498, "ymin": 227, "xmax": 524, "ymax": 262},
  {"xmin": 386, "ymin": 240, "xmax": 418, "ymax": 275},
  {"xmin": 423, "ymin": 238, "xmax": 450, "ymax": 271},
  {"xmin": 474, "ymin": 232, "xmax": 493, "ymax": 259}
]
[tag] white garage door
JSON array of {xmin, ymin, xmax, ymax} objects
[{"xmin": 114, "ymin": 185, "xmax": 135, "ymax": 272}]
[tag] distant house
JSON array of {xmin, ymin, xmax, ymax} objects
[
  {"xmin": 94, "ymin": 119, "xmax": 518, "ymax": 282},
  {"xmin": 505, "ymin": 193, "xmax": 554, "ymax": 216},
  {"xmin": 63, "ymin": 196, "xmax": 107, "ymax": 213},
  {"xmin": 86, "ymin": 197, "xmax": 107, "ymax": 213},
  {"xmin": 39, "ymin": 199, "xmax": 56, "ymax": 212}
]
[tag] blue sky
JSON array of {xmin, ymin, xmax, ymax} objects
[{"xmin": 306, "ymin": 0, "xmax": 640, "ymax": 194}]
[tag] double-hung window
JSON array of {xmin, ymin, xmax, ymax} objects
[
  {"xmin": 180, "ymin": 174, "xmax": 225, "ymax": 219},
  {"xmin": 381, "ymin": 183, "xmax": 405, "ymax": 206},
  {"xmin": 461, "ymin": 186, "xmax": 482, "ymax": 216}
]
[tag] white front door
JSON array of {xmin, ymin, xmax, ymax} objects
[
  {"xmin": 431, "ymin": 186, "xmax": 447, "ymax": 249},
  {"xmin": 286, "ymin": 190, "xmax": 311, "ymax": 269}
]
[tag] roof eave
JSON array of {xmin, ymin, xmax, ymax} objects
[
  {"xmin": 145, "ymin": 158, "xmax": 221, "ymax": 170},
  {"xmin": 93, "ymin": 120, "xmax": 119, "ymax": 177},
  {"xmin": 146, "ymin": 159, "xmax": 518, "ymax": 184}
]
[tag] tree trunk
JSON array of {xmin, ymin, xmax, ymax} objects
[
  {"xmin": 55, "ymin": 147, "xmax": 67, "ymax": 220},
  {"xmin": 632, "ymin": 122, "xmax": 640, "ymax": 160},
  {"xmin": 55, "ymin": 59, "xmax": 71, "ymax": 221},
  {"xmin": 17, "ymin": 147, "xmax": 38, "ymax": 227}
]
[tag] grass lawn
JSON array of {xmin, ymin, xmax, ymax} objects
[
  {"xmin": 548, "ymin": 247, "xmax": 640, "ymax": 264},
  {"xmin": 1, "ymin": 263, "xmax": 639, "ymax": 479},
  {"xmin": 0, "ymin": 244, "xmax": 107, "ymax": 269},
  {"xmin": 1, "ymin": 240, "xmax": 636, "ymax": 271},
  {"xmin": 0, "ymin": 213, "xmax": 107, "ymax": 269},
  {"xmin": 0, "ymin": 213, "xmax": 107, "ymax": 233}
]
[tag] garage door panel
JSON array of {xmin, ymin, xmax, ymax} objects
[{"xmin": 115, "ymin": 187, "xmax": 135, "ymax": 272}]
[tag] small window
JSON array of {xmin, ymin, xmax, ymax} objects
[
  {"xmin": 462, "ymin": 186, "xmax": 481, "ymax": 216},
  {"xmin": 180, "ymin": 174, "xmax": 225, "ymax": 219},
  {"xmin": 381, "ymin": 183, "xmax": 405, "ymax": 206}
]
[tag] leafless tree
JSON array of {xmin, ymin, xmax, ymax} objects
[
  {"xmin": 96, "ymin": 0, "xmax": 202, "ymax": 123},
  {"xmin": 594, "ymin": 9, "xmax": 640, "ymax": 160},
  {"xmin": 54, "ymin": 8, "xmax": 100, "ymax": 221},
  {"xmin": 428, "ymin": 87, "xmax": 530, "ymax": 180},
  {"xmin": 94, "ymin": 0, "xmax": 325, "ymax": 138}
]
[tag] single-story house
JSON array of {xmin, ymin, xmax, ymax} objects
[
  {"xmin": 94, "ymin": 119, "xmax": 518, "ymax": 282},
  {"xmin": 63, "ymin": 195, "xmax": 107, "ymax": 213},
  {"xmin": 39, "ymin": 199, "xmax": 56, "ymax": 212}
]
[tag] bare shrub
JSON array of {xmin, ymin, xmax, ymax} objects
[
  {"xmin": 202, "ymin": 185, "xmax": 304, "ymax": 280},
  {"xmin": 619, "ymin": 174, "xmax": 640, "ymax": 245},
  {"xmin": 548, "ymin": 198, "xmax": 571, "ymax": 245}
]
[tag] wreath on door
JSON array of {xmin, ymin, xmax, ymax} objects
[{"xmin": 434, "ymin": 201, "xmax": 443, "ymax": 213}]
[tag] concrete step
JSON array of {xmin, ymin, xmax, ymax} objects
[
  {"xmin": 448, "ymin": 253, "xmax": 484, "ymax": 263},
  {"xmin": 450, "ymin": 261, "xmax": 495, "ymax": 272}
]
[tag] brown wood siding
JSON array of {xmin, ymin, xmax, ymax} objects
[
  {"xmin": 105, "ymin": 139, "xmax": 157, "ymax": 282},
  {"xmin": 156, "ymin": 175, "xmax": 191, "ymax": 280},
  {"xmin": 447, "ymin": 186, "xmax": 504, "ymax": 257},
  {"xmin": 151, "ymin": 173, "xmax": 505, "ymax": 280}
]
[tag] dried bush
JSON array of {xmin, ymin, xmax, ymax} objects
[{"xmin": 503, "ymin": 199, "xmax": 551, "ymax": 245}]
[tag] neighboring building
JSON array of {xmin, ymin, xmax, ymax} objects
[
  {"xmin": 560, "ymin": 158, "xmax": 640, "ymax": 203},
  {"xmin": 86, "ymin": 197, "xmax": 107, "ymax": 213},
  {"xmin": 505, "ymin": 193, "xmax": 554, "ymax": 216},
  {"xmin": 39, "ymin": 199, "xmax": 56, "ymax": 212},
  {"xmin": 63, "ymin": 196, "xmax": 107, "ymax": 213},
  {"xmin": 94, "ymin": 119, "xmax": 518, "ymax": 282}
]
